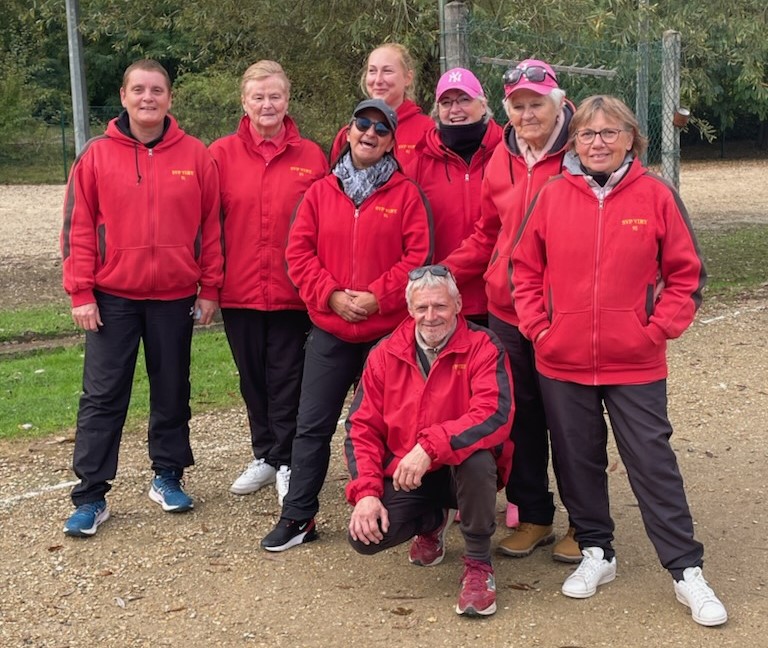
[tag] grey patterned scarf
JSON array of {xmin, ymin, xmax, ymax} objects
[{"xmin": 333, "ymin": 151, "xmax": 398, "ymax": 206}]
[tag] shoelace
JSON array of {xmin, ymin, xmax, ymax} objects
[
  {"xmin": 683, "ymin": 570, "xmax": 718, "ymax": 606},
  {"xmin": 155, "ymin": 477, "xmax": 184, "ymax": 493},
  {"xmin": 461, "ymin": 559, "xmax": 493, "ymax": 584},
  {"xmin": 78, "ymin": 501, "xmax": 104, "ymax": 515},
  {"xmin": 572, "ymin": 554, "xmax": 605, "ymax": 579}
]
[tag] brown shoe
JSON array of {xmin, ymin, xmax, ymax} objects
[
  {"xmin": 552, "ymin": 526, "xmax": 582, "ymax": 563},
  {"xmin": 497, "ymin": 523, "xmax": 555, "ymax": 557}
]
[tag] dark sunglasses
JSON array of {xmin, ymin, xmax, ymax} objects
[
  {"xmin": 353, "ymin": 116, "xmax": 392, "ymax": 137},
  {"xmin": 502, "ymin": 66, "xmax": 557, "ymax": 87},
  {"xmin": 408, "ymin": 264, "xmax": 453, "ymax": 281}
]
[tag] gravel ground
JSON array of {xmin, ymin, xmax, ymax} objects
[{"xmin": 0, "ymin": 162, "xmax": 767, "ymax": 647}]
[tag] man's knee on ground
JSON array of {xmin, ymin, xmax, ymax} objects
[{"xmin": 348, "ymin": 533, "xmax": 388, "ymax": 556}]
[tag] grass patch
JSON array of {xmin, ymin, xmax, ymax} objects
[
  {"xmin": 0, "ymin": 306, "xmax": 77, "ymax": 343},
  {"xmin": 697, "ymin": 224, "xmax": 768, "ymax": 299},
  {"xmin": 0, "ymin": 329, "xmax": 240, "ymax": 439}
]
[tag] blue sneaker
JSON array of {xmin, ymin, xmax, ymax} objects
[
  {"xmin": 63, "ymin": 500, "xmax": 109, "ymax": 537},
  {"xmin": 149, "ymin": 475, "xmax": 194, "ymax": 513}
]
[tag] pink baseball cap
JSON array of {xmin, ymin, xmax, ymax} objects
[
  {"xmin": 503, "ymin": 59, "xmax": 559, "ymax": 99},
  {"xmin": 436, "ymin": 68, "xmax": 484, "ymax": 101}
]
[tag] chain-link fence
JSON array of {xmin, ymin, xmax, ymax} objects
[{"xmin": 465, "ymin": 14, "xmax": 668, "ymax": 168}]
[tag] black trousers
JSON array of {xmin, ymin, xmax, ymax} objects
[
  {"xmin": 281, "ymin": 326, "xmax": 377, "ymax": 521},
  {"xmin": 348, "ymin": 451, "xmax": 499, "ymax": 562},
  {"xmin": 71, "ymin": 291, "xmax": 196, "ymax": 505},
  {"xmin": 539, "ymin": 376, "xmax": 704, "ymax": 576},
  {"xmin": 489, "ymin": 314, "xmax": 557, "ymax": 525},
  {"xmin": 221, "ymin": 308, "xmax": 309, "ymax": 468}
]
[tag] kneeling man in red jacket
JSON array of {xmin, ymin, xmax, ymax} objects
[{"xmin": 344, "ymin": 265, "xmax": 514, "ymax": 617}]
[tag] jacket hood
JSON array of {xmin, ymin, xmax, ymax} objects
[
  {"xmin": 562, "ymin": 154, "xmax": 646, "ymax": 195},
  {"xmin": 105, "ymin": 112, "xmax": 185, "ymax": 149},
  {"xmin": 396, "ymin": 99, "xmax": 426, "ymax": 122}
]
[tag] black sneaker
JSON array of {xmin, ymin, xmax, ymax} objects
[{"xmin": 261, "ymin": 517, "xmax": 318, "ymax": 552}]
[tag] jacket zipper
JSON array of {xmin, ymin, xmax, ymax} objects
[
  {"xmin": 351, "ymin": 207, "xmax": 360, "ymax": 286},
  {"xmin": 591, "ymin": 194, "xmax": 605, "ymax": 385},
  {"xmin": 148, "ymin": 147, "xmax": 157, "ymax": 291}
]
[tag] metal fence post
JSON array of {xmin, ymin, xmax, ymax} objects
[
  {"xmin": 65, "ymin": 0, "xmax": 90, "ymax": 154},
  {"xmin": 661, "ymin": 30, "xmax": 681, "ymax": 189},
  {"xmin": 636, "ymin": 0, "xmax": 649, "ymax": 165},
  {"xmin": 61, "ymin": 111, "xmax": 68, "ymax": 183},
  {"xmin": 444, "ymin": 1, "xmax": 470, "ymax": 70}
]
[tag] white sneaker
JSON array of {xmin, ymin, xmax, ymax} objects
[
  {"xmin": 230, "ymin": 458, "xmax": 276, "ymax": 495},
  {"xmin": 276, "ymin": 465, "xmax": 291, "ymax": 506},
  {"xmin": 674, "ymin": 566, "xmax": 728, "ymax": 626},
  {"xmin": 562, "ymin": 546, "xmax": 617, "ymax": 599}
]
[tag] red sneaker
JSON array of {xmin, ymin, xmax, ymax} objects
[
  {"xmin": 408, "ymin": 509, "xmax": 457, "ymax": 567},
  {"xmin": 456, "ymin": 557, "xmax": 497, "ymax": 616}
]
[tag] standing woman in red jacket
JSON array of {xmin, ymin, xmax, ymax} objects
[
  {"xmin": 512, "ymin": 95, "xmax": 727, "ymax": 626},
  {"xmin": 60, "ymin": 59, "xmax": 223, "ymax": 537},
  {"xmin": 261, "ymin": 98, "xmax": 433, "ymax": 552},
  {"xmin": 328, "ymin": 43, "xmax": 433, "ymax": 164},
  {"xmin": 404, "ymin": 67, "xmax": 502, "ymax": 326},
  {"xmin": 209, "ymin": 61, "xmax": 328, "ymax": 504},
  {"xmin": 443, "ymin": 59, "xmax": 579, "ymax": 561}
]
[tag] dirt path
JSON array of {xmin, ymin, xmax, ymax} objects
[{"xmin": 0, "ymin": 161, "xmax": 767, "ymax": 646}]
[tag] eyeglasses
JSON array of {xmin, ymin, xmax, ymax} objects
[
  {"xmin": 437, "ymin": 95, "xmax": 475, "ymax": 110},
  {"xmin": 353, "ymin": 116, "xmax": 392, "ymax": 137},
  {"xmin": 575, "ymin": 128, "xmax": 628, "ymax": 144},
  {"xmin": 502, "ymin": 66, "xmax": 557, "ymax": 87},
  {"xmin": 408, "ymin": 264, "xmax": 453, "ymax": 281}
]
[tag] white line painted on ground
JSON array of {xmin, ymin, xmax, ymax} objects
[
  {"xmin": 700, "ymin": 305, "xmax": 765, "ymax": 325},
  {"xmin": 0, "ymin": 480, "xmax": 79, "ymax": 507}
]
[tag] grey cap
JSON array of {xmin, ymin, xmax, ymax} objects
[{"xmin": 352, "ymin": 98, "xmax": 398, "ymax": 133}]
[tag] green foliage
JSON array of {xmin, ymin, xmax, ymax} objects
[
  {"xmin": 0, "ymin": 329, "xmax": 240, "ymax": 439},
  {"xmin": 173, "ymin": 72, "xmax": 241, "ymax": 144}
]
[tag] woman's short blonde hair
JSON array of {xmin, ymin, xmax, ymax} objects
[
  {"xmin": 240, "ymin": 60, "xmax": 291, "ymax": 98},
  {"xmin": 359, "ymin": 43, "xmax": 417, "ymax": 101},
  {"xmin": 569, "ymin": 95, "xmax": 648, "ymax": 157}
]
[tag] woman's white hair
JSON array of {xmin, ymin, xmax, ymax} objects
[{"xmin": 503, "ymin": 87, "xmax": 566, "ymax": 119}]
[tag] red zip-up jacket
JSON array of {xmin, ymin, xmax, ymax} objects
[
  {"xmin": 329, "ymin": 99, "xmax": 433, "ymax": 164},
  {"xmin": 344, "ymin": 315, "xmax": 514, "ymax": 505},
  {"xmin": 209, "ymin": 115, "xmax": 328, "ymax": 310},
  {"xmin": 403, "ymin": 120, "xmax": 503, "ymax": 316},
  {"xmin": 512, "ymin": 156, "xmax": 707, "ymax": 385},
  {"xmin": 286, "ymin": 169, "xmax": 433, "ymax": 343},
  {"xmin": 442, "ymin": 103, "xmax": 574, "ymax": 326},
  {"xmin": 61, "ymin": 115, "xmax": 223, "ymax": 307}
]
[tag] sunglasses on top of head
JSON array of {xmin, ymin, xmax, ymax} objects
[
  {"xmin": 408, "ymin": 264, "xmax": 454, "ymax": 281},
  {"xmin": 353, "ymin": 116, "xmax": 392, "ymax": 137},
  {"xmin": 502, "ymin": 66, "xmax": 557, "ymax": 87}
]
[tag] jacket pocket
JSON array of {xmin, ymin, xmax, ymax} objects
[
  {"xmin": 483, "ymin": 252, "xmax": 514, "ymax": 312},
  {"xmin": 597, "ymin": 308, "xmax": 658, "ymax": 367},
  {"xmin": 95, "ymin": 245, "xmax": 199, "ymax": 294},
  {"xmin": 534, "ymin": 309, "xmax": 592, "ymax": 370}
]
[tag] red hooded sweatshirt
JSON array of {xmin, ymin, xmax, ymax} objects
[
  {"xmin": 512, "ymin": 156, "xmax": 706, "ymax": 385},
  {"xmin": 286, "ymin": 169, "xmax": 433, "ymax": 343},
  {"xmin": 61, "ymin": 115, "xmax": 223, "ymax": 307},
  {"xmin": 209, "ymin": 115, "xmax": 328, "ymax": 310}
]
